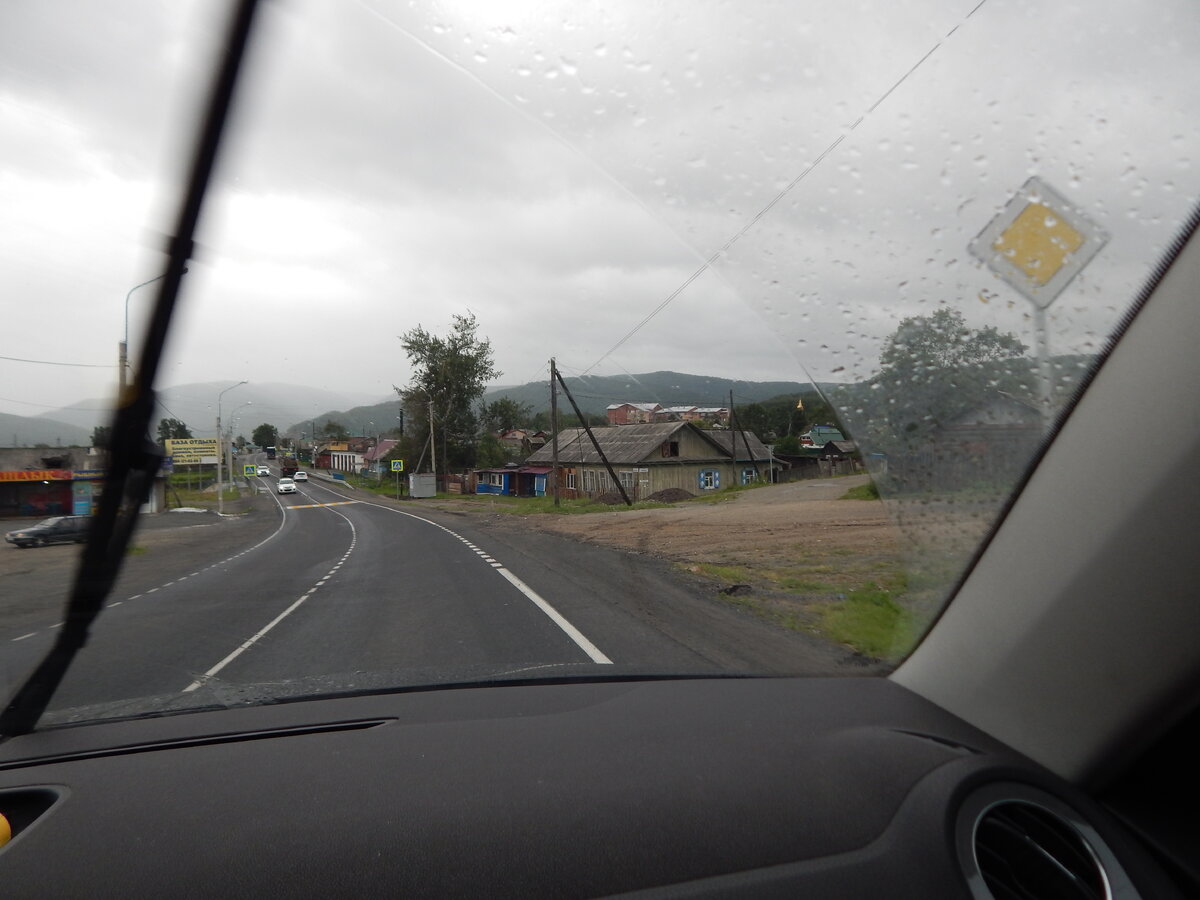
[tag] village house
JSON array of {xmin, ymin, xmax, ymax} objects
[
  {"xmin": 496, "ymin": 429, "xmax": 548, "ymax": 456},
  {"xmin": 605, "ymin": 402, "xmax": 662, "ymax": 425},
  {"xmin": 473, "ymin": 464, "xmax": 554, "ymax": 498},
  {"xmin": 517, "ymin": 421, "xmax": 775, "ymax": 501},
  {"xmin": 651, "ymin": 406, "xmax": 731, "ymax": 426},
  {"xmin": 362, "ymin": 438, "xmax": 399, "ymax": 474},
  {"xmin": 799, "ymin": 424, "xmax": 845, "ymax": 447},
  {"xmin": 912, "ymin": 393, "xmax": 1041, "ymax": 491}
]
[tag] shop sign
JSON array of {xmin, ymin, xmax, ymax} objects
[{"xmin": 0, "ymin": 469, "xmax": 72, "ymax": 482}]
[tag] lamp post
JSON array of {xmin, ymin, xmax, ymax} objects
[
  {"xmin": 216, "ymin": 381, "xmax": 248, "ymax": 516},
  {"xmin": 121, "ymin": 268, "xmax": 185, "ymax": 393},
  {"xmin": 228, "ymin": 401, "xmax": 252, "ymax": 489}
]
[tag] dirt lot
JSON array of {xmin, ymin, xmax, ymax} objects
[
  {"xmin": 474, "ymin": 475, "xmax": 928, "ymax": 661},
  {"xmin": 521, "ymin": 475, "xmax": 895, "ymax": 566}
]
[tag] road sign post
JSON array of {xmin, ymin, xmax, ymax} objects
[
  {"xmin": 391, "ymin": 459, "xmax": 405, "ymax": 499},
  {"xmin": 968, "ymin": 176, "xmax": 1108, "ymax": 428}
]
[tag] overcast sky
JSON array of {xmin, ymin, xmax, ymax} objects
[{"xmin": 2, "ymin": 0, "xmax": 1197, "ymax": 428}]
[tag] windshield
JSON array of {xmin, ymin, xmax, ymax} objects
[{"xmin": 1, "ymin": 0, "xmax": 1196, "ymax": 728}]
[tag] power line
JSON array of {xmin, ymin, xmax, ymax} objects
[
  {"xmin": 580, "ymin": 1, "xmax": 990, "ymax": 375},
  {"xmin": 0, "ymin": 353, "xmax": 117, "ymax": 369},
  {"xmin": 0, "ymin": 395, "xmax": 112, "ymax": 412}
]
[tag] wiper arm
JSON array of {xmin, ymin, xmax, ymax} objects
[{"xmin": 0, "ymin": 0, "xmax": 264, "ymax": 739}]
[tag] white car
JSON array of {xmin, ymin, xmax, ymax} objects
[
  {"xmin": 276, "ymin": 478, "xmax": 297, "ymax": 494},
  {"xmin": 256, "ymin": 466, "xmax": 270, "ymax": 476},
  {"xmin": 292, "ymin": 471, "xmax": 308, "ymax": 482}
]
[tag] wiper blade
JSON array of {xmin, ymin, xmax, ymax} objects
[{"xmin": 0, "ymin": 0, "xmax": 264, "ymax": 739}]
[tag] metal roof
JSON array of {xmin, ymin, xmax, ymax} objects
[
  {"xmin": 527, "ymin": 422, "xmax": 771, "ymax": 465},
  {"xmin": 704, "ymin": 430, "xmax": 773, "ymax": 462}
]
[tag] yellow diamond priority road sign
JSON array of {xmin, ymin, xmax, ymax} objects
[{"xmin": 969, "ymin": 176, "xmax": 1107, "ymax": 309}]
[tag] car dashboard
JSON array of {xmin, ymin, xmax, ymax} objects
[{"xmin": 0, "ymin": 677, "xmax": 1180, "ymax": 898}]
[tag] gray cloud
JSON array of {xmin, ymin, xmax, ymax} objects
[{"xmin": 1, "ymin": 0, "xmax": 1198, "ymax": 423}]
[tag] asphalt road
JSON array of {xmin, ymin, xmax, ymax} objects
[{"xmin": 1, "ymin": 460, "xmax": 856, "ymax": 725}]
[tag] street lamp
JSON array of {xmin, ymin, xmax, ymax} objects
[
  {"xmin": 228, "ymin": 401, "xmax": 252, "ymax": 485},
  {"xmin": 216, "ymin": 380, "xmax": 248, "ymax": 517},
  {"xmin": 121, "ymin": 268, "xmax": 185, "ymax": 393}
]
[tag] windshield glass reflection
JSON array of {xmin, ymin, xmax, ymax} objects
[{"xmin": 0, "ymin": 0, "xmax": 1197, "ymax": 728}]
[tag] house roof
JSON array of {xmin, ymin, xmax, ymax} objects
[
  {"xmin": 703, "ymin": 430, "xmax": 774, "ymax": 462},
  {"xmin": 526, "ymin": 422, "xmax": 771, "ymax": 465},
  {"xmin": 473, "ymin": 465, "xmax": 552, "ymax": 475},
  {"xmin": 605, "ymin": 402, "xmax": 661, "ymax": 412},
  {"xmin": 362, "ymin": 439, "xmax": 399, "ymax": 462},
  {"xmin": 944, "ymin": 392, "xmax": 1041, "ymax": 429}
]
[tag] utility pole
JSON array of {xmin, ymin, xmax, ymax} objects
[
  {"xmin": 554, "ymin": 368, "xmax": 631, "ymax": 506},
  {"xmin": 216, "ymin": 380, "xmax": 247, "ymax": 517},
  {"xmin": 729, "ymin": 390, "xmax": 761, "ymax": 484},
  {"xmin": 550, "ymin": 358, "xmax": 560, "ymax": 507},
  {"xmin": 428, "ymin": 398, "xmax": 435, "ymax": 483}
]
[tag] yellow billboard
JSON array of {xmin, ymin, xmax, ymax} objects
[{"xmin": 165, "ymin": 438, "xmax": 220, "ymax": 465}]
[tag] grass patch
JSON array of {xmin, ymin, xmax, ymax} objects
[
  {"xmin": 722, "ymin": 592, "xmax": 813, "ymax": 633},
  {"xmin": 816, "ymin": 578, "xmax": 919, "ymax": 661},
  {"xmin": 432, "ymin": 492, "xmax": 680, "ymax": 516},
  {"xmin": 776, "ymin": 577, "xmax": 836, "ymax": 593},
  {"xmin": 690, "ymin": 562, "xmax": 755, "ymax": 583},
  {"xmin": 168, "ymin": 484, "xmax": 241, "ymax": 507},
  {"xmin": 840, "ymin": 480, "xmax": 880, "ymax": 501}
]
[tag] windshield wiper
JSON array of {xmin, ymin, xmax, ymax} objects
[{"xmin": 0, "ymin": 0, "xmax": 264, "ymax": 739}]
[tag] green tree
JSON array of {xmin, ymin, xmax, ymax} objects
[
  {"xmin": 475, "ymin": 432, "xmax": 514, "ymax": 468},
  {"xmin": 321, "ymin": 420, "xmax": 350, "ymax": 440},
  {"xmin": 732, "ymin": 395, "xmax": 820, "ymax": 443},
  {"xmin": 156, "ymin": 418, "xmax": 193, "ymax": 443},
  {"xmin": 774, "ymin": 434, "xmax": 802, "ymax": 455},
  {"xmin": 252, "ymin": 423, "xmax": 279, "ymax": 449},
  {"xmin": 479, "ymin": 397, "xmax": 532, "ymax": 434},
  {"xmin": 397, "ymin": 313, "xmax": 499, "ymax": 472},
  {"xmin": 91, "ymin": 425, "xmax": 111, "ymax": 449},
  {"xmin": 869, "ymin": 307, "xmax": 1028, "ymax": 448}
]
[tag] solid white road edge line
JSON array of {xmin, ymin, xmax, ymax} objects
[
  {"xmin": 302, "ymin": 480, "xmax": 613, "ymax": 666},
  {"xmin": 494, "ymin": 567, "xmax": 612, "ymax": 665}
]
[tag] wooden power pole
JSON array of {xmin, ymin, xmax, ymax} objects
[{"xmin": 550, "ymin": 358, "xmax": 560, "ymax": 506}]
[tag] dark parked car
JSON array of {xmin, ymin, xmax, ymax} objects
[{"xmin": 4, "ymin": 516, "xmax": 90, "ymax": 549}]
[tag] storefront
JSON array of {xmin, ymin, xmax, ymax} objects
[{"xmin": 0, "ymin": 469, "xmax": 74, "ymax": 518}]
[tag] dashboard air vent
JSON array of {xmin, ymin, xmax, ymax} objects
[
  {"xmin": 975, "ymin": 800, "xmax": 1106, "ymax": 899},
  {"xmin": 957, "ymin": 783, "xmax": 1139, "ymax": 900}
]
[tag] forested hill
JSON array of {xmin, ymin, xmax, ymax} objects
[{"xmin": 483, "ymin": 371, "xmax": 827, "ymax": 418}]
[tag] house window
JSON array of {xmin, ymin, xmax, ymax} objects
[
  {"xmin": 582, "ymin": 470, "xmax": 598, "ymax": 492},
  {"xmin": 741, "ymin": 467, "xmax": 757, "ymax": 485},
  {"xmin": 489, "ymin": 473, "xmax": 504, "ymax": 487},
  {"xmin": 566, "ymin": 471, "xmax": 577, "ymax": 489},
  {"xmin": 698, "ymin": 469, "xmax": 720, "ymax": 491},
  {"xmin": 618, "ymin": 470, "xmax": 636, "ymax": 491},
  {"xmin": 660, "ymin": 441, "xmax": 679, "ymax": 457}
]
